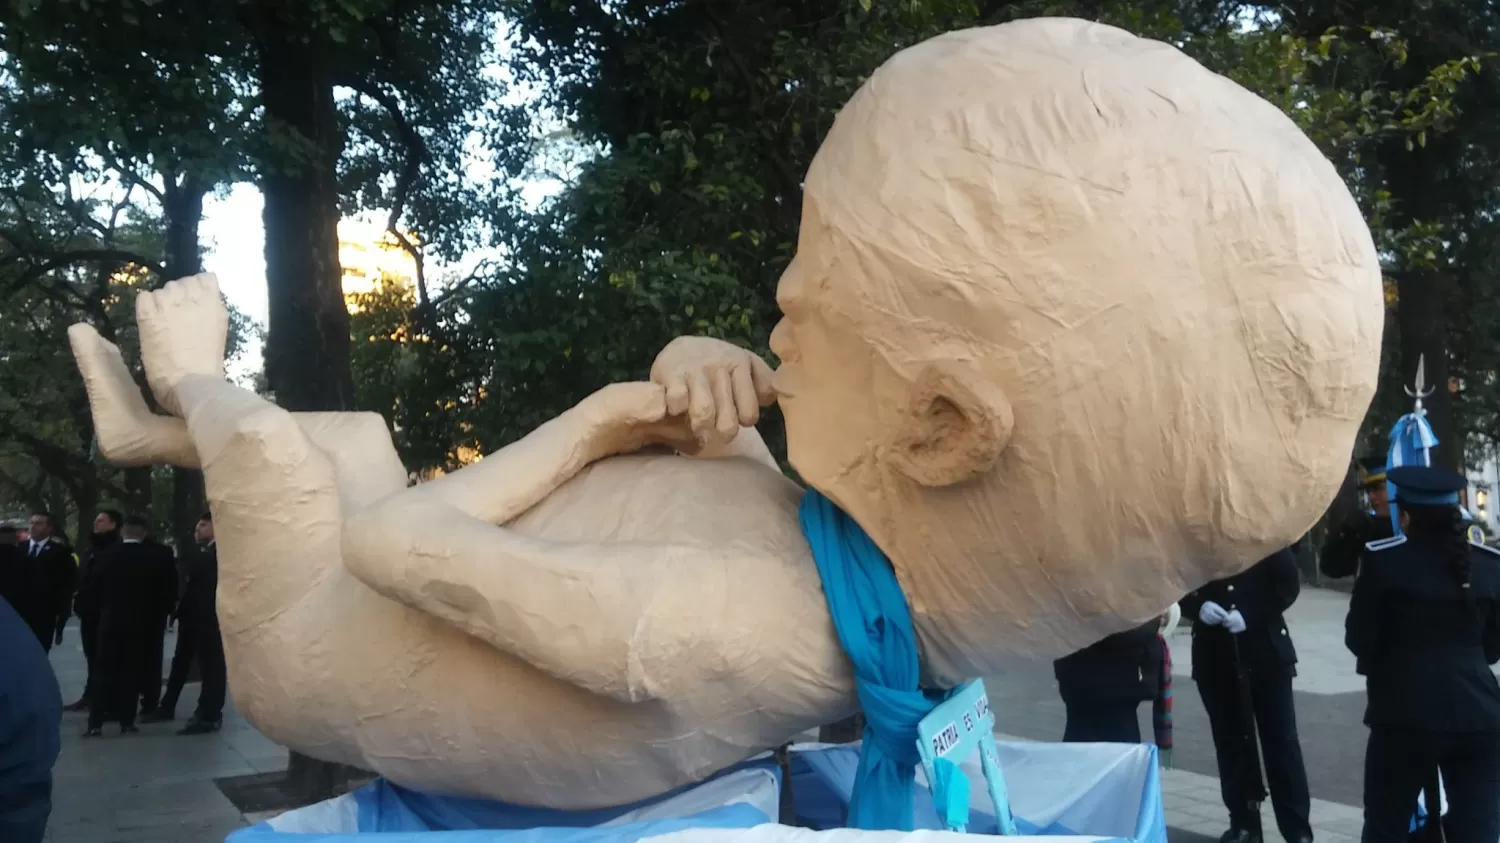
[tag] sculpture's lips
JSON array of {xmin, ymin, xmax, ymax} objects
[{"xmin": 771, "ymin": 367, "xmax": 797, "ymax": 399}]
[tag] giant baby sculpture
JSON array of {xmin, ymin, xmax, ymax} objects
[{"xmin": 68, "ymin": 18, "xmax": 1380, "ymax": 810}]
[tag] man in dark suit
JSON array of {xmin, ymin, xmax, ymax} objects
[
  {"xmin": 67, "ymin": 510, "xmax": 122, "ymax": 712},
  {"xmin": 0, "ymin": 590, "xmax": 61, "ymax": 843},
  {"xmin": 1053, "ymin": 618, "xmax": 1163, "ymax": 743},
  {"xmin": 14, "ymin": 512, "xmax": 74, "ymax": 653},
  {"xmin": 144, "ymin": 512, "xmax": 224, "ymax": 734},
  {"xmin": 1319, "ymin": 457, "xmax": 1394, "ymax": 580},
  {"xmin": 137, "ymin": 531, "xmax": 180, "ymax": 718},
  {"xmin": 1180, "ymin": 548, "xmax": 1313, "ymax": 843},
  {"xmin": 84, "ymin": 515, "xmax": 164, "ymax": 737}
]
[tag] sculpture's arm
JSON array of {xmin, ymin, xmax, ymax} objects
[
  {"xmin": 343, "ymin": 381, "xmax": 705, "ymax": 703},
  {"xmin": 380, "ymin": 381, "xmax": 694, "ymax": 525}
]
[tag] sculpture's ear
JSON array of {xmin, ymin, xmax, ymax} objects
[{"xmin": 885, "ymin": 360, "xmax": 1013, "ymax": 488}]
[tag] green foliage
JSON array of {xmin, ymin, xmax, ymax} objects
[{"xmin": 348, "ymin": 277, "xmax": 478, "ymax": 470}]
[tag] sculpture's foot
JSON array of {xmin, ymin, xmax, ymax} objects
[
  {"xmin": 135, "ymin": 273, "xmax": 230, "ymax": 415},
  {"xmin": 67, "ymin": 323, "xmax": 199, "ymax": 468}
]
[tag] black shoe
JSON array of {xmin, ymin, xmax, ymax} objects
[
  {"xmin": 64, "ymin": 698, "xmax": 89, "ymax": 712},
  {"xmin": 140, "ymin": 710, "xmax": 176, "ymax": 724},
  {"xmin": 120, "ymin": 724, "xmax": 139, "ymax": 735},
  {"xmin": 82, "ymin": 727, "xmax": 103, "ymax": 738},
  {"xmin": 1217, "ymin": 831, "xmax": 1263, "ymax": 843},
  {"xmin": 177, "ymin": 718, "xmax": 221, "ymax": 735}
]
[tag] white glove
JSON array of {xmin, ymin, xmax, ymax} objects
[
  {"xmin": 1199, "ymin": 601, "xmax": 1229, "ymax": 626},
  {"xmin": 1224, "ymin": 610, "xmax": 1246, "ymax": 634}
]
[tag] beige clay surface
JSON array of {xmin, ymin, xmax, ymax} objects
[{"xmin": 69, "ymin": 17, "xmax": 1380, "ymax": 809}]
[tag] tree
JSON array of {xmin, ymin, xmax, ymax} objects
[
  {"xmin": 0, "ymin": 0, "xmax": 256, "ymax": 547},
  {"xmin": 1272, "ymin": 0, "xmax": 1500, "ymax": 470},
  {"xmin": 0, "ymin": 175, "xmax": 253, "ymax": 542}
]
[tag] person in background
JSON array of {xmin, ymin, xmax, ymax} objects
[
  {"xmin": 137, "ymin": 526, "xmax": 180, "ymax": 719},
  {"xmin": 14, "ymin": 512, "xmax": 74, "ymax": 653},
  {"xmin": 0, "ymin": 525, "xmax": 20, "ymax": 612},
  {"xmin": 1347, "ymin": 465, "xmax": 1500, "ymax": 843},
  {"xmin": 1181, "ymin": 548, "xmax": 1313, "ymax": 843},
  {"xmin": 1054, "ymin": 618, "xmax": 1163, "ymax": 743},
  {"xmin": 66, "ymin": 510, "xmax": 122, "ymax": 713},
  {"xmin": 0, "ymin": 584, "xmax": 62, "ymax": 842},
  {"xmin": 1321, "ymin": 457, "xmax": 1394, "ymax": 580},
  {"xmin": 84, "ymin": 515, "xmax": 161, "ymax": 737},
  {"xmin": 145, "ymin": 512, "xmax": 224, "ymax": 734}
]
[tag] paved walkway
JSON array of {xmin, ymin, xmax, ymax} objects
[
  {"xmin": 43, "ymin": 587, "xmax": 1380, "ymax": 842},
  {"xmin": 44, "ymin": 622, "xmax": 285, "ymax": 843}
]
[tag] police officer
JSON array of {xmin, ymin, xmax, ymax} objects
[
  {"xmin": 1320, "ymin": 457, "xmax": 1395, "ymax": 580},
  {"xmin": 1181, "ymin": 548, "xmax": 1313, "ymax": 843},
  {"xmin": 1346, "ymin": 465, "xmax": 1500, "ymax": 843}
]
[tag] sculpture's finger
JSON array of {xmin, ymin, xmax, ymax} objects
[
  {"xmin": 686, "ymin": 370, "xmax": 715, "ymax": 436},
  {"xmin": 710, "ymin": 368, "xmax": 739, "ymax": 440},
  {"xmin": 664, "ymin": 374, "xmax": 691, "ymax": 417},
  {"xmin": 749, "ymin": 354, "xmax": 777, "ymax": 405},
  {"xmin": 729, "ymin": 363, "xmax": 760, "ymax": 427}
]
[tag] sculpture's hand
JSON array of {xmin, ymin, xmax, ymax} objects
[
  {"xmin": 135, "ymin": 273, "xmax": 229, "ymax": 416},
  {"xmin": 578, "ymin": 382, "xmax": 704, "ymax": 459},
  {"xmin": 650, "ymin": 336, "xmax": 775, "ymax": 447},
  {"xmin": 67, "ymin": 323, "xmax": 199, "ymax": 468}
]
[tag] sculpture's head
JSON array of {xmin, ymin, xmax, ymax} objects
[{"xmin": 770, "ymin": 18, "xmax": 1383, "ymax": 684}]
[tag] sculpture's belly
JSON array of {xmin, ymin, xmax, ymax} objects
[
  {"xmin": 230, "ymin": 451, "xmax": 831, "ymax": 810},
  {"xmin": 507, "ymin": 452, "xmax": 806, "ymax": 546}
]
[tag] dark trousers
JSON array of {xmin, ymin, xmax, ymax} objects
[
  {"xmin": 1062, "ymin": 700, "xmax": 1142, "ymax": 744},
  {"xmin": 160, "ymin": 619, "xmax": 226, "ymax": 722},
  {"xmin": 21, "ymin": 614, "xmax": 50, "ymax": 654},
  {"xmin": 137, "ymin": 619, "xmax": 167, "ymax": 713},
  {"xmin": 1362, "ymin": 728, "xmax": 1500, "ymax": 843},
  {"xmin": 78, "ymin": 612, "xmax": 98, "ymax": 702},
  {"xmin": 1197, "ymin": 667, "xmax": 1312, "ymax": 840},
  {"xmin": 88, "ymin": 624, "xmax": 147, "ymax": 730}
]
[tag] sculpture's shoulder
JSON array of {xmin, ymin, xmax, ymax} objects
[{"xmin": 509, "ymin": 451, "xmax": 806, "ymax": 549}]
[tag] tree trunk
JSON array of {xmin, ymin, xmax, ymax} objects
[
  {"xmin": 71, "ymin": 479, "xmax": 97, "ymax": 552},
  {"xmin": 255, "ymin": 14, "xmax": 354, "ymax": 412},
  {"xmin": 123, "ymin": 467, "xmax": 153, "ymax": 516},
  {"xmin": 163, "ymin": 178, "xmax": 209, "ymax": 555},
  {"xmin": 251, "ymin": 6, "xmax": 359, "ymax": 801}
]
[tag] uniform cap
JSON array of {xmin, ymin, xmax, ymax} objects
[
  {"xmin": 1357, "ymin": 455, "xmax": 1387, "ymax": 487},
  {"xmin": 1387, "ymin": 464, "xmax": 1466, "ymax": 506}
]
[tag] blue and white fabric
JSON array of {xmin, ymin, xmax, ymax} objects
[
  {"xmin": 1386, "ymin": 409, "xmax": 1440, "ymax": 533},
  {"xmin": 229, "ymin": 761, "xmax": 780, "ymax": 843},
  {"xmin": 231, "ymin": 741, "xmax": 1163, "ymax": 843}
]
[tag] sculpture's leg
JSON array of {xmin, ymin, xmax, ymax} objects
[{"xmin": 70, "ymin": 323, "xmax": 406, "ymax": 510}]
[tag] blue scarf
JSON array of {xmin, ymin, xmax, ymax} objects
[{"xmin": 799, "ymin": 489, "xmax": 942, "ymax": 831}]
